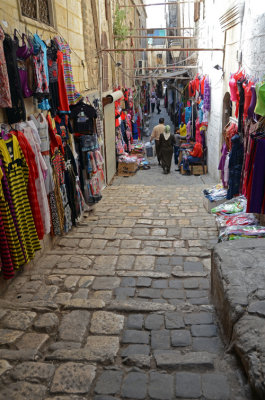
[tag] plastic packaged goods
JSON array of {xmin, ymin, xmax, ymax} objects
[
  {"xmin": 215, "ymin": 213, "xmax": 258, "ymax": 228},
  {"xmin": 203, "ymin": 184, "xmax": 227, "ymax": 202},
  {"xmin": 211, "ymin": 196, "xmax": 247, "ymax": 215},
  {"xmin": 219, "ymin": 225, "xmax": 265, "ymax": 241}
]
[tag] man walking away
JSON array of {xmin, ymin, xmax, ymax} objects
[
  {"xmin": 156, "ymin": 98, "xmax": 161, "ymax": 114},
  {"xmin": 150, "ymin": 117, "xmax": 165, "ymax": 166},
  {"xmin": 151, "ymin": 96, "xmax": 156, "ymax": 113}
]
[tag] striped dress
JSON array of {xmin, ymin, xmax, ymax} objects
[
  {"xmin": 0, "ymin": 168, "xmax": 14, "ymax": 279},
  {"xmin": 54, "ymin": 36, "xmax": 82, "ymax": 106},
  {"xmin": 0, "ymin": 159, "xmax": 27, "ymax": 267},
  {"xmin": 0, "ymin": 137, "xmax": 41, "ymax": 264}
]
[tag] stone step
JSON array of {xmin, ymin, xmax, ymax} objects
[
  {"xmin": 107, "ymin": 300, "xmax": 176, "ymax": 312},
  {"xmin": 154, "ymin": 350, "xmax": 215, "ymax": 370}
]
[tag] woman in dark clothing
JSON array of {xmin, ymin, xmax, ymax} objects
[{"xmin": 159, "ymin": 125, "xmax": 176, "ymax": 174}]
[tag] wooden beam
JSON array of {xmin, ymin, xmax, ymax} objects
[
  {"xmin": 102, "ymin": 47, "xmax": 224, "ymax": 52},
  {"xmin": 114, "ymin": 35, "xmax": 197, "ymax": 39},
  {"xmin": 120, "ymin": 1, "xmax": 203, "ymax": 7}
]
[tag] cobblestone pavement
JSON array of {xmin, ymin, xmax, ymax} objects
[{"xmin": 0, "ymin": 182, "xmax": 254, "ymax": 400}]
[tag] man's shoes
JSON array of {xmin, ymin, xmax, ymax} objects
[{"xmin": 175, "ymin": 168, "xmax": 180, "ymax": 171}]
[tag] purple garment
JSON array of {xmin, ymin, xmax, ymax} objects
[
  {"xmin": 248, "ymin": 86, "xmax": 256, "ymax": 119},
  {"xmin": 204, "ymin": 77, "xmax": 211, "ymax": 112},
  {"xmin": 218, "ymin": 143, "xmax": 228, "ymax": 186},
  {"xmin": 15, "ymin": 35, "xmax": 33, "ymax": 98},
  {"xmin": 18, "ymin": 68, "xmax": 32, "ymax": 98},
  {"xmin": 248, "ymin": 139, "xmax": 265, "ymax": 213},
  {"xmin": 0, "ymin": 159, "xmax": 27, "ymax": 262}
]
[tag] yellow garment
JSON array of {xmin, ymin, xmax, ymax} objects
[
  {"xmin": 0, "ymin": 137, "xmax": 41, "ymax": 267},
  {"xmin": 179, "ymin": 124, "xmax": 187, "ymax": 137}
]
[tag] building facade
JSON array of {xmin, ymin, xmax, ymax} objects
[{"xmin": 182, "ymin": 0, "xmax": 265, "ymax": 180}]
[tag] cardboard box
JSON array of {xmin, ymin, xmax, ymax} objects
[
  {"xmin": 118, "ymin": 162, "xmax": 138, "ymax": 176},
  {"xmin": 191, "ymin": 165, "xmax": 207, "ymax": 175},
  {"xmin": 203, "ymin": 197, "xmax": 226, "ymax": 213}
]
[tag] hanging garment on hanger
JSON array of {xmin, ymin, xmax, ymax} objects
[
  {"xmin": 47, "ymin": 40, "xmax": 59, "ymax": 116},
  {"xmin": 15, "ymin": 32, "xmax": 33, "ymax": 98},
  {"xmin": 56, "ymin": 50, "xmax": 70, "ymax": 112},
  {"xmin": 17, "ymin": 121, "xmax": 51, "ymax": 235},
  {"xmin": 34, "ymin": 34, "xmax": 49, "ymax": 86},
  {"xmin": 0, "ymin": 27, "xmax": 12, "ymax": 108},
  {"xmin": 12, "ymin": 129, "xmax": 45, "ymax": 240},
  {"xmin": 229, "ymin": 74, "xmax": 237, "ymax": 101},
  {"xmin": 3, "ymin": 33, "xmax": 26, "ymax": 123},
  {"xmin": 247, "ymin": 86, "xmax": 257, "ymax": 119},
  {"xmin": 0, "ymin": 205, "xmax": 14, "ymax": 279},
  {"xmin": 0, "ymin": 136, "xmax": 41, "ymax": 262},
  {"xmin": 54, "ymin": 36, "xmax": 82, "ymax": 106},
  {"xmin": 254, "ymin": 81, "xmax": 265, "ymax": 117}
]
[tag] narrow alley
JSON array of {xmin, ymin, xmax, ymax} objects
[
  {"xmin": 0, "ymin": 106, "xmax": 253, "ymax": 400},
  {"xmin": 0, "ymin": 0, "xmax": 265, "ymax": 399}
]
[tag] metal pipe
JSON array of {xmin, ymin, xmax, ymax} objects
[
  {"xmin": 128, "ymin": 27, "xmax": 194, "ymax": 30},
  {"xmin": 125, "ymin": 65, "xmax": 198, "ymax": 70},
  {"xmin": 101, "ymin": 47, "xmax": 224, "ymax": 52},
  {"xmin": 114, "ymin": 35, "xmax": 197, "ymax": 39},
  {"xmin": 135, "ymin": 76, "xmax": 190, "ymax": 79},
  {"xmin": 120, "ymin": 1, "xmax": 203, "ymax": 7}
]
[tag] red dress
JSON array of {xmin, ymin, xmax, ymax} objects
[
  {"xmin": 12, "ymin": 131, "xmax": 45, "ymax": 240},
  {"xmin": 57, "ymin": 50, "xmax": 70, "ymax": 113}
]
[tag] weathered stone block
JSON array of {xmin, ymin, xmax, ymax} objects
[
  {"xmin": 90, "ymin": 311, "xmax": 124, "ymax": 334},
  {"xmin": 50, "ymin": 362, "xmax": 96, "ymax": 394}
]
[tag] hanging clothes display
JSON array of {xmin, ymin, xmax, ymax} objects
[
  {"xmin": 0, "ymin": 27, "xmax": 102, "ymax": 279},
  {"xmin": 3, "ymin": 33, "xmax": 26, "ymax": 124}
]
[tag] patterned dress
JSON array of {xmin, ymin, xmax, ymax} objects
[
  {"xmin": 54, "ymin": 36, "xmax": 82, "ymax": 106},
  {"xmin": 51, "ymin": 150, "xmax": 72, "ymax": 232},
  {"xmin": 0, "ymin": 27, "xmax": 12, "ymax": 108},
  {"xmin": 0, "ymin": 136, "xmax": 41, "ymax": 263}
]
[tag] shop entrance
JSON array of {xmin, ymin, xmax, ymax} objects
[{"xmin": 222, "ymin": 92, "xmax": 232, "ymax": 131}]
